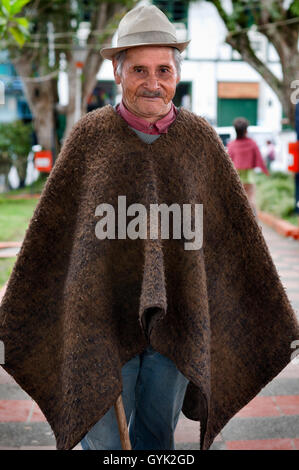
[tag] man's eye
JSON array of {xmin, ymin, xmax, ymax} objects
[{"xmin": 135, "ymin": 68, "xmax": 144, "ymax": 73}]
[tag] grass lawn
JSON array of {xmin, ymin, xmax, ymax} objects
[
  {"xmin": 255, "ymin": 171, "xmax": 299, "ymax": 226},
  {"xmin": 0, "ymin": 179, "xmax": 43, "ymax": 288},
  {"xmin": 0, "ymin": 258, "xmax": 17, "ymax": 289},
  {"xmin": 0, "ymin": 176, "xmax": 45, "ymax": 242},
  {"xmin": 0, "ymin": 197, "xmax": 38, "ymax": 288},
  {"xmin": 0, "ymin": 198, "xmax": 39, "ymax": 241}
]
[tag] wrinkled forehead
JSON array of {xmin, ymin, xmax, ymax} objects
[{"xmin": 123, "ymin": 45, "xmax": 177, "ymax": 66}]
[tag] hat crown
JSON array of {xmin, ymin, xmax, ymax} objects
[
  {"xmin": 100, "ymin": 4, "xmax": 191, "ymax": 60},
  {"xmin": 118, "ymin": 5, "xmax": 177, "ymax": 40}
]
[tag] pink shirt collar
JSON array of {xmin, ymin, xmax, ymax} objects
[{"xmin": 116, "ymin": 100, "xmax": 177, "ymax": 135}]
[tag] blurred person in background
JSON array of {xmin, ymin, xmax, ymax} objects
[
  {"xmin": 227, "ymin": 117, "xmax": 269, "ymax": 217},
  {"xmin": 265, "ymin": 139, "xmax": 276, "ymax": 171}
]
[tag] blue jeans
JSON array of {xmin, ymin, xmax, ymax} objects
[{"xmin": 81, "ymin": 345, "xmax": 189, "ymax": 450}]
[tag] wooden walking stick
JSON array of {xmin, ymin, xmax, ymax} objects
[{"xmin": 114, "ymin": 394, "xmax": 132, "ymax": 450}]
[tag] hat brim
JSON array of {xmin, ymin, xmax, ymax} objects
[{"xmin": 100, "ymin": 40, "xmax": 191, "ymax": 60}]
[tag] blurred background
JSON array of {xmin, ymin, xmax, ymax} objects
[{"xmin": 0, "ymin": 0, "xmax": 299, "ymax": 451}]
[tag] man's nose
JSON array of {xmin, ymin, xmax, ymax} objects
[{"xmin": 144, "ymin": 74, "xmax": 160, "ymax": 90}]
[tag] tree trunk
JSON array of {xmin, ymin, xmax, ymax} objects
[
  {"xmin": 62, "ymin": 2, "xmax": 137, "ymax": 142},
  {"xmin": 11, "ymin": 52, "xmax": 58, "ymax": 154},
  {"xmin": 208, "ymin": 0, "xmax": 299, "ymax": 130},
  {"xmin": 63, "ymin": 54, "xmax": 77, "ymax": 141},
  {"xmin": 9, "ymin": 2, "xmax": 139, "ymax": 153},
  {"xmin": 226, "ymin": 32, "xmax": 298, "ymax": 129}
]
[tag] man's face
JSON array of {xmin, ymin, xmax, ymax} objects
[{"xmin": 112, "ymin": 46, "xmax": 180, "ymax": 122}]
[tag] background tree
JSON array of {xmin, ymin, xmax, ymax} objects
[
  {"xmin": 8, "ymin": 120, "xmax": 33, "ymax": 188},
  {"xmin": 0, "ymin": 121, "xmax": 33, "ymax": 189},
  {"xmin": 0, "ymin": 0, "xmax": 138, "ymax": 158},
  {"xmin": 206, "ymin": 0, "xmax": 299, "ymax": 129},
  {"xmin": 0, "ymin": 124, "xmax": 13, "ymax": 191},
  {"xmin": 0, "ymin": 0, "xmax": 31, "ymax": 46}
]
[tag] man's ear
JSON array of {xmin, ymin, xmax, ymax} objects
[{"xmin": 112, "ymin": 58, "xmax": 121, "ymax": 85}]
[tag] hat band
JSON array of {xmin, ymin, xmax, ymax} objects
[{"xmin": 117, "ymin": 30, "xmax": 178, "ymax": 47}]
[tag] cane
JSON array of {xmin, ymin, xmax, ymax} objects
[{"xmin": 114, "ymin": 394, "xmax": 132, "ymax": 450}]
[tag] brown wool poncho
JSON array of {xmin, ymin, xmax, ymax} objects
[{"xmin": 0, "ymin": 105, "xmax": 298, "ymax": 450}]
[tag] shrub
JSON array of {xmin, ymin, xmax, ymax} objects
[{"xmin": 0, "ymin": 120, "xmax": 33, "ymax": 189}]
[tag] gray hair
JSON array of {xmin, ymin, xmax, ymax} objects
[{"xmin": 114, "ymin": 47, "xmax": 182, "ymax": 78}]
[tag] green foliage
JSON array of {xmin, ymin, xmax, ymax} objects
[
  {"xmin": 0, "ymin": 120, "xmax": 33, "ymax": 159},
  {"xmin": 255, "ymin": 172, "xmax": 298, "ymax": 222},
  {"xmin": 0, "ymin": 0, "xmax": 31, "ymax": 46},
  {"xmin": 0, "ymin": 123, "xmax": 13, "ymax": 175},
  {"xmin": 0, "ymin": 120, "xmax": 33, "ymax": 185},
  {"xmin": 206, "ymin": 0, "xmax": 299, "ymax": 32},
  {"xmin": 289, "ymin": 0, "xmax": 299, "ymax": 17}
]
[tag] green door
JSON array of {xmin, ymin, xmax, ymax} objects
[{"xmin": 217, "ymin": 98, "xmax": 257, "ymax": 127}]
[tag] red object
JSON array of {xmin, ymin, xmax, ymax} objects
[
  {"xmin": 226, "ymin": 439, "xmax": 294, "ymax": 450},
  {"xmin": 116, "ymin": 99, "xmax": 177, "ymax": 135},
  {"xmin": 227, "ymin": 137, "xmax": 269, "ymax": 175},
  {"xmin": 288, "ymin": 142, "xmax": 299, "ymax": 172},
  {"xmin": 258, "ymin": 210, "xmax": 299, "ymax": 239},
  {"xmin": 34, "ymin": 150, "xmax": 53, "ymax": 173}
]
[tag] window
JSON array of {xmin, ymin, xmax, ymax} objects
[
  {"xmin": 217, "ymin": 82, "xmax": 259, "ymax": 127},
  {"xmin": 152, "ymin": 1, "xmax": 188, "ymax": 27},
  {"xmin": 239, "ymin": 0, "xmax": 261, "ymax": 28},
  {"xmin": 217, "ymin": 97, "xmax": 258, "ymax": 127}
]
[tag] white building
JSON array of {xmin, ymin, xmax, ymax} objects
[
  {"xmin": 94, "ymin": 0, "xmax": 297, "ymax": 169},
  {"xmin": 98, "ymin": 1, "xmax": 283, "ymax": 126}
]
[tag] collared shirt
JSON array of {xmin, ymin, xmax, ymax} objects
[{"xmin": 116, "ymin": 99, "xmax": 177, "ymax": 135}]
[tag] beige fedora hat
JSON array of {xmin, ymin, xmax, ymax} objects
[{"xmin": 100, "ymin": 4, "xmax": 191, "ymax": 60}]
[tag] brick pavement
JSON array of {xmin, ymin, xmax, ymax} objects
[{"xmin": 0, "ymin": 221, "xmax": 298, "ymax": 450}]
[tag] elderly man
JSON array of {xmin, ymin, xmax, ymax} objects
[
  {"xmin": 0, "ymin": 5, "xmax": 298, "ymax": 452},
  {"xmin": 81, "ymin": 6, "xmax": 192, "ymax": 451}
]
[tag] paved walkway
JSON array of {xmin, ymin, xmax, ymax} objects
[
  {"xmin": 0, "ymin": 242, "xmax": 21, "ymax": 259},
  {"xmin": 0, "ymin": 221, "xmax": 298, "ymax": 450}
]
